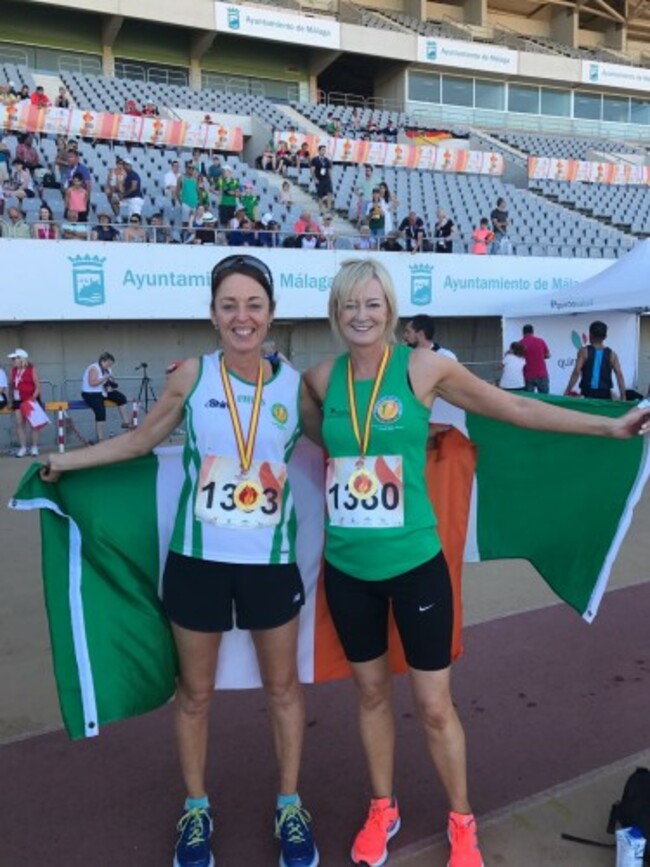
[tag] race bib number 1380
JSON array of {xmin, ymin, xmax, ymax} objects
[
  {"xmin": 195, "ymin": 455, "xmax": 286, "ymax": 529},
  {"xmin": 326, "ymin": 455, "xmax": 404, "ymax": 529}
]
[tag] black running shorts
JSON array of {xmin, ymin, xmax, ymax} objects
[
  {"xmin": 324, "ymin": 552, "xmax": 453, "ymax": 671},
  {"xmin": 162, "ymin": 551, "xmax": 305, "ymax": 633}
]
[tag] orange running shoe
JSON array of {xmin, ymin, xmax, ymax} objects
[
  {"xmin": 447, "ymin": 811, "xmax": 484, "ymax": 867},
  {"xmin": 351, "ymin": 797, "xmax": 401, "ymax": 867}
]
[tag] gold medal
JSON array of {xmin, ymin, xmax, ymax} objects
[
  {"xmin": 347, "ymin": 467, "xmax": 379, "ymax": 500},
  {"xmin": 233, "ymin": 478, "xmax": 264, "ymax": 512},
  {"xmin": 346, "ymin": 346, "xmax": 391, "ymax": 486}
]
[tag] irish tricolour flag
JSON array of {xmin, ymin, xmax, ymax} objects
[{"xmin": 10, "ymin": 396, "xmax": 649, "ymax": 740}]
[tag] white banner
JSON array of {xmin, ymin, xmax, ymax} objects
[
  {"xmin": 215, "ymin": 2, "xmax": 340, "ymax": 49},
  {"xmin": 417, "ymin": 36, "xmax": 518, "ymax": 75},
  {"xmin": 504, "ymin": 313, "xmax": 638, "ymax": 395},
  {"xmin": 0, "ymin": 241, "xmax": 610, "ymax": 322},
  {"xmin": 582, "ymin": 60, "xmax": 650, "ymax": 94}
]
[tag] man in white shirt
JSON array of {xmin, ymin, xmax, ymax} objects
[
  {"xmin": 163, "ymin": 159, "xmax": 181, "ymax": 204},
  {"xmin": 81, "ymin": 352, "xmax": 132, "ymax": 441},
  {"xmin": 402, "ymin": 314, "xmax": 458, "ymax": 360}
]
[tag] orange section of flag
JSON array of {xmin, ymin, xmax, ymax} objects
[{"xmin": 313, "ymin": 426, "xmax": 477, "ymax": 682}]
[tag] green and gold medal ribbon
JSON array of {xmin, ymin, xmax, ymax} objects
[
  {"xmin": 346, "ymin": 345, "xmax": 391, "ymax": 458},
  {"xmin": 219, "ymin": 353, "xmax": 265, "ymax": 475}
]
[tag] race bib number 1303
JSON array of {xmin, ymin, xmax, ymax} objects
[
  {"xmin": 326, "ymin": 455, "xmax": 404, "ymax": 529},
  {"xmin": 195, "ymin": 455, "xmax": 286, "ymax": 529}
]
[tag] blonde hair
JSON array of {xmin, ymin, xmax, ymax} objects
[{"xmin": 328, "ymin": 258, "xmax": 398, "ymax": 344}]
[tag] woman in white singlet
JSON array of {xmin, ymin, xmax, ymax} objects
[{"xmin": 41, "ymin": 255, "xmax": 321, "ymax": 867}]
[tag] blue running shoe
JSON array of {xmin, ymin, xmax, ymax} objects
[
  {"xmin": 275, "ymin": 803, "xmax": 319, "ymax": 867},
  {"xmin": 173, "ymin": 806, "xmax": 214, "ymax": 867}
]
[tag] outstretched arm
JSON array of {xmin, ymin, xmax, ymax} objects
[{"xmin": 565, "ymin": 348, "xmax": 586, "ymax": 395}]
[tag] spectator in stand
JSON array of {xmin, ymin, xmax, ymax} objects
[
  {"xmin": 54, "ymin": 135, "xmax": 70, "ymax": 184},
  {"xmin": 296, "ymin": 142, "xmax": 311, "ymax": 169},
  {"xmin": 65, "ymin": 172, "xmax": 89, "ymax": 222},
  {"xmin": 8, "ymin": 348, "xmax": 41, "ymax": 457},
  {"xmin": 0, "ymin": 135, "xmax": 11, "ymax": 183},
  {"xmin": 18, "ymin": 84, "xmax": 30, "ymax": 102},
  {"xmin": 63, "ymin": 149, "xmax": 91, "ymax": 194},
  {"xmin": 274, "ymin": 140, "xmax": 292, "ymax": 176},
  {"xmin": 311, "ymin": 144, "xmax": 334, "ymax": 215},
  {"xmin": 321, "ymin": 213, "xmax": 336, "ymax": 250},
  {"xmin": 55, "ymin": 86, "xmax": 70, "ymax": 109},
  {"xmin": 349, "ymin": 108, "xmax": 361, "ymax": 137},
  {"xmin": 6, "ymin": 158, "xmax": 35, "ymax": 200},
  {"xmin": 163, "ymin": 159, "xmax": 181, "ymax": 204},
  {"xmin": 16, "ymin": 134, "xmax": 41, "ymax": 173},
  {"xmin": 92, "ymin": 212, "xmax": 121, "ymax": 242},
  {"xmin": 191, "ymin": 211, "xmax": 218, "ymax": 245},
  {"xmin": 30, "ymin": 85, "xmax": 50, "ymax": 108},
  {"xmin": 434, "ymin": 209, "xmax": 454, "ymax": 254},
  {"xmin": 142, "ymin": 100, "xmax": 158, "ymax": 117},
  {"xmin": 60, "ymin": 209, "xmax": 90, "ymax": 240},
  {"xmin": 120, "ymin": 157, "xmax": 144, "ymax": 219},
  {"xmin": 257, "ymin": 216, "xmax": 279, "ymax": 248},
  {"xmin": 490, "ymin": 197, "xmax": 510, "ymax": 254},
  {"xmin": 0, "ymin": 84, "xmax": 16, "ymax": 106},
  {"xmin": 293, "ymin": 208, "xmax": 321, "ymax": 248},
  {"xmin": 366, "ymin": 189, "xmax": 388, "ymax": 240},
  {"xmin": 279, "ymin": 180, "xmax": 293, "ymax": 207},
  {"xmin": 325, "ymin": 113, "xmax": 337, "ymax": 135},
  {"xmin": 105, "ymin": 156, "xmax": 126, "ymax": 217},
  {"xmin": 499, "ymin": 342, "xmax": 526, "ymax": 391},
  {"xmin": 564, "ymin": 320, "xmax": 626, "ymax": 401},
  {"xmin": 123, "ymin": 212, "xmax": 147, "ymax": 243},
  {"xmin": 356, "ymin": 164, "xmax": 378, "ymax": 225},
  {"xmin": 399, "ymin": 210, "xmax": 428, "ymax": 253},
  {"xmin": 148, "ymin": 213, "xmax": 173, "ymax": 244},
  {"xmin": 32, "ymin": 203, "xmax": 58, "ymax": 239},
  {"xmin": 124, "ymin": 99, "xmax": 141, "ymax": 116},
  {"xmin": 378, "ymin": 182, "xmax": 397, "ymax": 233},
  {"xmin": 520, "ymin": 323, "xmax": 551, "ymax": 393},
  {"xmin": 353, "ymin": 224, "xmax": 373, "ymax": 251},
  {"xmin": 471, "ymin": 218, "xmax": 493, "ymax": 255},
  {"xmin": 333, "ymin": 118, "xmax": 343, "ymax": 137},
  {"xmin": 192, "ymin": 149, "xmax": 209, "ymax": 178},
  {"xmin": 1, "ymin": 206, "xmax": 31, "ymax": 239},
  {"xmin": 383, "ymin": 119, "xmax": 399, "ymax": 143},
  {"xmin": 380, "ymin": 230, "xmax": 403, "ymax": 252},
  {"xmin": 228, "ymin": 215, "xmax": 256, "ymax": 247},
  {"xmin": 217, "ymin": 167, "xmax": 240, "ymax": 226},
  {"xmin": 208, "ymin": 154, "xmax": 223, "ymax": 189},
  {"xmin": 241, "ymin": 182, "xmax": 259, "ymax": 223},
  {"xmin": 177, "ymin": 162, "xmax": 200, "ymax": 230},
  {"xmin": 259, "ymin": 142, "xmax": 275, "ymax": 172}
]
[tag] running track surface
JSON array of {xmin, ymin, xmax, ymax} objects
[{"xmin": 2, "ymin": 582, "xmax": 648, "ymax": 866}]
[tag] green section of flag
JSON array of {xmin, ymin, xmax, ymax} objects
[
  {"xmin": 466, "ymin": 396, "xmax": 644, "ymax": 617},
  {"xmin": 12, "ymin": 458, "xmax": 178, "ymax": 740}
]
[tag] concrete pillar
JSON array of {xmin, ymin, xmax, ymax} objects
[
  {"xmin": 404, "ymin": 0, "xmax": 427, "ymax": 21},
  {"xmin": 604, "ymin": 22, "xmax": 627, "ymax": 51},
  {"xmin": 101, "ymin": 14, "xmax": 123, "ymax": 77},
  {"xmin": 102, "ymin": 45, "xmax": 115, "ymax": 77},
  {"xmin": 463, "ymin": 0, "xmax": 488, "ymax": 28},
  {"xmin": 190, "ymin": 30, "xmax": 217, "ymax": 90},
  {"xmin": 550, "ymin": 7, "xmax": 578, "ymax": 49}
]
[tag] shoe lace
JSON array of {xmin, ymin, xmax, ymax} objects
[
  {"xmin": 449, "ymin": 815, "xmax": 477, "ymax": 849},
  {"xmin": 177, "ymin": 807, "xmax": 209, "ymax": 848},
  {"xmin": 275, "ymin": 804, "xmax": 312, "ymax": 844},
  {"xmin": 363, "ymin": 802, "xmax": 391, "ymax": 834}
]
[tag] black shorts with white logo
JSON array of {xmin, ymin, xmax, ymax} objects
[
  {"xmin": 162, "ymin": 551, "xmax": 305, "ymax": 633},
  {"xmin": 324, "ymin": 551, "xmax": 453, "ymax": 671}
]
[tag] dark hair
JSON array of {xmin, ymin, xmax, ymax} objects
[
  {"xmin": 72, "ymin": 172, "xmax": 84, "ymax": 182},
  {"xmin": 589, "ymin": 320, "xmax": 608, "ymax": 340},
  {"xmin": 480, "ymin": 217, "xmax": 489, "ymax": 226},
  {"xmin": 510, "ymin": 341, "xmax": 525, "ymax": 357},
  {"xmin": 523, "ymin": 324, "xmax": 534, "ymax": 335},
  {"xmin": 98, "ymin": 352, "xmax": 115, "ymax": 365},
  {"xmin": 39, "ymin": 202, "xmax": 53, "ymax": 220},
  {"xmin": 408, "ymin": 314, "xmax": 435, "ymax": 341},
  {"xmin": 497, "ymin": 198, "xmax": 506, "ymax": 208},
  {"xmin": 210, "ymin": 254, "xmax": 275, "ymax": 310}
]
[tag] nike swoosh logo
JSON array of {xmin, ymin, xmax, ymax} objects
[{"xmin": 418, "ymin": 604, "xmax": 435, "ymax": 612}]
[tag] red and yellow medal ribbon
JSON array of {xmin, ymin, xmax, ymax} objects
[
  {"xmin": 219, "ymin": 353, "xmax": 264, "ymax": 475},
  {"xmin": 346, "ymin": 345, "xmax": 391, "ymax": 458}
]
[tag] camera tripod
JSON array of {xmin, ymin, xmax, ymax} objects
[{"xmin": 135, "ymin": 362, "xmax": 157, "ymax": 412}]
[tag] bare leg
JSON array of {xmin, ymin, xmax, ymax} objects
[
  {"xmin": 171, "ymin": 623, "xmax": 222, "ymax": 799},
  {"xmin": 96, "ymin": 420, "xmax": 106, "ymax": 441},
  {"xmin": 252, "ymin": 616, "xmax": 304, "ymax": 795},
  {"xmin": 14, "ymin": 409, "xmax": 26, "ymax": 449},
  {"xmin": 409, "ymin": 666, "xmax": 471, "ymax": 813},
  {"xmin": 350, "ymin": 654, "xmax": 395, "ymax": 798}
]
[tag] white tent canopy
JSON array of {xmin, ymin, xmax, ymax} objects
[{"xmin": 504, "ymin": 240, "xmax": 650, "ymax": 318}]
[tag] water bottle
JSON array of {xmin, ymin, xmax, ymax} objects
[{"xmin": 616, "ymin": 826, "xmax": 646, "ymax": 867}]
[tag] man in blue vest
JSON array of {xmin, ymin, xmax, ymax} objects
[{"xmin": 565, "ymin": 320, "xmax": 626, "ymax": 400}]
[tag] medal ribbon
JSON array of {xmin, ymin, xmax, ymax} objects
[
  {"xmin": 346, "ymin": 345, "xmax": 391, "ymax": 458},
  {"xmin": 219, "ymin": 353, "xmax": 264, "ymax": 474}
]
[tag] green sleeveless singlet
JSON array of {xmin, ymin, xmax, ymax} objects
[{"xmin": 322, "ymin": 343, "xmax": 441, "ymax": 580}]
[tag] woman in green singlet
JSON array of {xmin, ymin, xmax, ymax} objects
[{"xmin": 305, "ymin": 258, "xmax": 650, "ymax": 867}]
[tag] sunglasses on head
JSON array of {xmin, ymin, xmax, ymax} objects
[
  {"xmin": 130, "ymin": 218, "xmax": 140, "ymax": 223},
  {"xmin": 211, "ymin": 254, "xmax": 274, "ymax": 293}
]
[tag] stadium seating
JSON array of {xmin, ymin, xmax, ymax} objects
[{"xmin": 491, "ymin": 131, "xmax": 642, "ymax": 159}]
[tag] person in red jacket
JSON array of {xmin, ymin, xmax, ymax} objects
[
  {"xmin": 8, "ymin": 348, "xmax": 42, "ymax": 457},
  {"xmin": 30, "ymin": 86, "xmax": 50, "ymax": 108}
]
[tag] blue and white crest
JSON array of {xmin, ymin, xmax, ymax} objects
[
  {"xmin": 227, "ymin": 6, "xmax": 241, "ymax": 29},
  {"xmin": 426, "ymin": 40, "xmax": 438, "ymax": 61},
  {"xmin": 70, "ymin": 255, "xmax": 106, "ymax": 307},
  {"xmin": 410, "ymin": 263, "xmax": 434, "ymax": 306}
]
